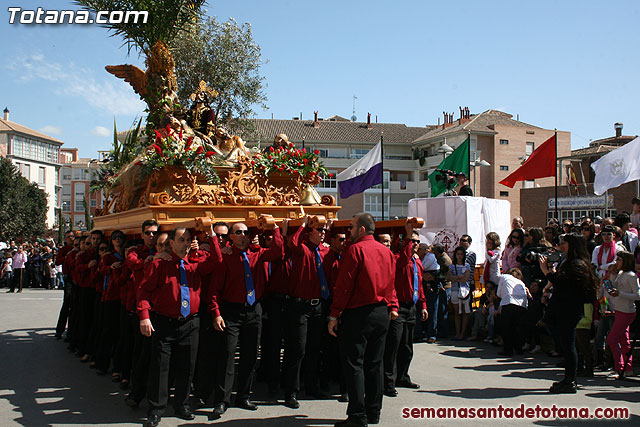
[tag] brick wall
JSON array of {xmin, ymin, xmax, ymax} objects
[{"xmin": 520, "ymin": 181, "xmax": 639, "ymax": 228}]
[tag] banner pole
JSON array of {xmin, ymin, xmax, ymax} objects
[
  {"xmin": 380, "ymin": 133, "xmax": 384, "ymax": 220},
  {"xmin": 554, "ymin": 130, "xmax": 558, "ymax": 221}
]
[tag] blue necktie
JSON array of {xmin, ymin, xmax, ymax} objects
[
  {"xmin": 412, "ymin": 258, "xmax": 419, "ymax": 304},
  {"xmin": 178, "ymin": 260, "xmax": 190, "ymax": 317},
  {"xmin": 315, "ymin": 247, "xmax": 330, "ymax": 300},
  {"xmin": 103, "ymin": 252, "xmax": 123, "ymax": 291},
  {"xmin": 242, "ymin": 252, "xmax": 256, "ymax": 305},
  {"xmin": 268, "ymin": 261, "xmax": 272, "ymax": 279}
]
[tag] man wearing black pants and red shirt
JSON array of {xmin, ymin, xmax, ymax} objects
[
  {"xmin": 55, "ymin": 231, "xmax": 76, "ymax": 339},
  {"xmin": 138, "ymin": 226, "xmax": 222, "ymax": 427},
  {"xmin": 282, "ymin": 216, "xmax": 333, "ymax": 409},
  {"xmin": 329, "ymin": 213, "xmax": 398, "ymax": 427},
  {"xmin": 383, "ymin": 225, "xmax": 428, "ymax": 397},
  {"xmin": 211, "ymin": 221, "xmax": 284, "ymax": 417}
]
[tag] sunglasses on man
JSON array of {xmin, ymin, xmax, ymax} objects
[{"xmin": 234, "ymin": 229, "xmax": 251, "ymax": 236}]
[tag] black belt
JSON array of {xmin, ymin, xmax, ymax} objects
[
  {"xmin": 154, "ymin": 312, "xmax": 199, "ymax": 324},
  {"xmin": 291, "ymin": 297, "xmax": 325, "ymax": 306},
  {"xmin": 399, "ymin": 301, "xmax": 416, "ymax": 308},
  {"xmin": 268, "ymin": 292, "xmax": 290, "ymax": 301}
]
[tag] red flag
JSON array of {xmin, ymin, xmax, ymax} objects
[{"xmin": 499, "ymin": 134, "xmax": 556, "ymax": 188}]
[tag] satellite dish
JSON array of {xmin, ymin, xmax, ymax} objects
[{"xmin": 351, "ymin": 115, "xmax": 357, "ymax": 122}]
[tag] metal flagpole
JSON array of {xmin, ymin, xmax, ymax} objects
[
  {"xmin": 380, "ymin": 133, "xmax": 385, "ymax": 220},
  {"xmin": 554, "ymin": 130, "xmax": 558, "ymax": 221}
]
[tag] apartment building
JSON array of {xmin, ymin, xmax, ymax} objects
[
  {"xmin": 59, "ymin": 148, "xmax": 105, "ymax": 230},
  {"xmin": 247, "ymin": 109, "xmax": 571, "ymax": 220},
  {"xmin": 0, "ymin": 108, "xmax": 62, "ymax": 228}
]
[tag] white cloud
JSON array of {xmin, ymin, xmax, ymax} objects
[
  {"xmin": 39, "ymin": 125, "xmax": 63, "ymax": 136},
  {"xmin": 6, "ymin": 54, "xmax": 145, "ymax": 116},
  {"xmin": 91, "ymin": 126, "xmax": 111, "ymax": 137}
]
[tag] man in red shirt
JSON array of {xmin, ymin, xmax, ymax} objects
[
  {"xmin": 138, "ymin": 225, "xmax": 221, "ymax": 427},
  {"xmin": 260, "ymin": 230, "xmax": 291, "ymax": 397},
  {"xmin": 282, "ymin": 216, "xmax": 332, "ymax": 409},
  {"xmin": 74, "ymin": 230, "xmax": 103, "ymax": 358},
  {"xmin": 383, "ymin": 225, "xmax": 428, "ymax": 398},
  {"xmin": 329, "ymin": 213, "xmax": 398, "ymax": 427},
  {"xmin": 55, "ymin": 231, "xmax": 77, "ymax": 339},
  {"xmin": 210, "ymin": 221, "xmax": 285, "ymax": 417}
]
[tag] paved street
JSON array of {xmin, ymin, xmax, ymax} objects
[{"xmin": 0, "ymin": 289, "xmax": 639, "ymax": 426}]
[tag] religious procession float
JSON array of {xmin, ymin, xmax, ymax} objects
[{"xmin": 84, "ymin": 1, "xmax": 421, "ymax": 236}]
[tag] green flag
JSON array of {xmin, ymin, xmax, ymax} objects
[{"xmin": 428, "ymin": 137, "xmax": 470, "ymax": 197}]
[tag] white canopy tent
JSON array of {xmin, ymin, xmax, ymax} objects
[{"xmin": 408, "ymin": 196, "xmax": 512, "ymax": 264}]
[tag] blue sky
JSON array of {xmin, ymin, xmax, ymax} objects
[{"xmin": 1, "ymin": 0, "xmax": 639, "ymax": 157}]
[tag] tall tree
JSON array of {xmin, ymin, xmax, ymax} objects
[
  {"xmin": 0, "ymin": 158, "xmax": 48, "ymax": 240},
  {"xmin": 172, "ymin": 16, "xmax": 267, "ymax": 132}
]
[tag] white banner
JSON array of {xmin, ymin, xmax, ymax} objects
[{"xmin": 591, "ymin": 137, "xmax": 640, "ymax": 195}]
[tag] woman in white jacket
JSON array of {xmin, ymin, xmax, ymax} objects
[{"xmin": 605, "ymin": 251, "xmax": 640, "ymax": 377}]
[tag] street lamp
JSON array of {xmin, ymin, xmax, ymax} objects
[
  {"xmin": 470, "ymin": 159, "xmax": 491, "ymax": 195},
  {"xmin": 437, "ymin": 141, "xmax": 454, "ymax": 159}
]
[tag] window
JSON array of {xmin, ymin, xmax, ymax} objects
[
  {"xmin": 90, "ymin": 199, "xmax": 97, "ymax": 207},
  {"xmin": 74, "ymin": 182, "xmax": 85, "ymax": 197},
  {"xmin": 364, "ymin": 194, "xmax": 382, "ymax": 212},
  {"xmin": 500, "ymin": 139, "xmax": 509, "ymax": 145},
  {"xmin": 500, "ymin": 165, "xmax": 509, "ymax": 171},
  {"xmin": 500, "ymin": 191, "xmax": 509, "ymax": 197},
  {"xmin": 63, "ymin": 174, "xmax": 71, "ymax": 180},
  {"xmin": 317, "ymin": 170, "xmax": 337, "ymax": 189},
  {"xmin": 523, "ymin": 180, "xmax": 535, "ymax": 189},
  {"xmin": 526, "ymin": 142, "xmax": 535, "ymax": 156},
  {"xmin": 350, "ymin": 148, "xmax": 369, "ymax": 159},
  {"xmin": 38, "ymin": 167, "xmax": 46, "ymax": 187},
  {"xmin": 316, "ymin": 149, "xmax": 328, "ymax": 158},
  {"xmin": 62, "ymin": 184, "xmax": 71, "ymax": 196},
  {"xmin": 23, "ymin": 164, "xmax": 31, "ymax": 180},
  {"xmin": 62, "ymin": 201, "xmax": 71, "ymax": 212},
  {"xmin": 75, "ymin": 200, "xmax": 85, "ymax": 212},
  {"xmin": 54, "ymin": 168, "xmax": 59, "ymax": 185}
]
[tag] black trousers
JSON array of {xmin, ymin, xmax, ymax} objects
[
  {"xmin": 282, "ymin": 299, "xmax": 325, "ymax": 396},
  {"xmin": 214, "ymin": 302, "xmax": 262, "ymax": 405},
  {"xmin": 55, "ymin": 275, "xmax": 73, "ymax": 337},
  {"xmin": 556, "ymin": 318, "xmax": 579, "ymax": 382},
  {"xmin": 262, "ymin": 294, "xmax": 288, "ymax": 391},
  {"xmin": 87, "ymin": 291, "xmax": 103, "ymax": 357},
  {"xmin": 383, "ymin": 303, "xmax": 416, "ymax": 390},
  {"xmin": 75, "ymin": 287, "xmax": 95, "ymax": 354},
  {"xmin": 116, "ymin": 307, "xmax": 135, "ymax": 381},
  {"xmin": 95, "ymin": 300, "xmax": 120, "ymax": 372},
  {"xmin": 339, "ymin": 303, "xmax": 389, "ymax": 423},
  {"xmin": 9, "ymin": 268, "xmax": 25, "ymax": 292},
  {"xmin": 130, "ymin": 322, "xmax": 152, "ymax": 403},
  {"xmin": 193, "ymin": 308, "xmax": 221, "ymax": 402},
  {"xmin": 68, "ymin": 282, "xmax": 81, "ymax": 345},
  {"xmin": 501, "ymin": 304, "xmax": 526, "ymax": 354},
  {"xmin": 147, "ymin": 314, "xmax": 200, "ymax": 417}
]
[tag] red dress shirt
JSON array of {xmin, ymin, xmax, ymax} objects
[
  {"xmin": 64, "ymin": 249, "xmax": 78, "ymax": 281},
  {"xmin": 330, "ymin": 235, "xmax": 398, "ymax": 318},
  {"xmin": 394, "ymin": 239, "xmax": 426, "ymax": 310},
  {"xmin": 100, "ymin": 251, "xmax": 125, "ymax": 302},
  {"xmin": 55, "ymin": 244, "xmax": 73, "ymax": 271},
  {"xmin": 288, "ymin": 226, "xmax": 331, "ymax": 300},
  {"xmin": 322, "ymin": 249, "xmax": 342, "ymax": 294},
  {"xmin": 137, "ymin": 245, "xmax": 222, "ymax": 321},
  {"xmin": 210, "ymin": 229, "xmax": 284, "ymax": 317},
  {"xmin": 124, "ymin": 244, "xmax": 156, "ymax": 312},
  {"xmin": 75, "ymin": 248, "xmax": 97, "ymax": 288}
]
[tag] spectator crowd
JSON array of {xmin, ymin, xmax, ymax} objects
[{"xmin": 2, "ymin": 197, "xmax": 640, "ymax": 425}]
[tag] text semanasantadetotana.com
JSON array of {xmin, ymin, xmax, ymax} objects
[{"xmin": 402, "ymin": 404, "xmax": 630, "ymax": 420}]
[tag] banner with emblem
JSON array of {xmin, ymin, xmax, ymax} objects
[{"xmin": 591, "ymin": 137, "xmax": 640, "ymax": 195}]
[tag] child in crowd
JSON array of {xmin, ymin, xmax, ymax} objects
[
  {"xmin": 523, "ymin": 279, "xmax": 544, "ymax": 353},
  {"xmin": 484, "ymin": 287, "xmax": 500, "ymax": 344},
  {"xmin": 469, "ymin": 281, "xmax": 494, "ymax": 340},
  {"xmin": 448, "ymin": 246, "xmax": 472, "ymax": 340}
]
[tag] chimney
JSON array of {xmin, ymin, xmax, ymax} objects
[
  {"xmin": 367, "ymin": 113, "xmax": 372, "ymax": 129},
  {"xmin": 614, "ymin": 122, "xmax": 623, "ymax": 138},
  {"xmin": 313, "ymin": 111, "xmax": 319, "ymax": 128},
  {"xmin": 3, "ymin": 107, "xmax": 8, "ymax": 121}
]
